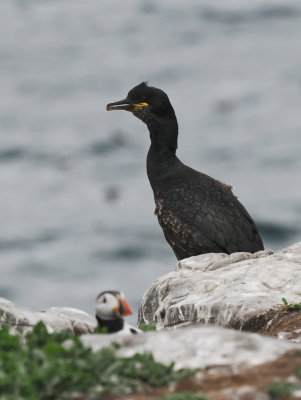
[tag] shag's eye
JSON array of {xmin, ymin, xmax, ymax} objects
[{"xmin": 103, "ymin": 297, "xmax": 107, "ymax": 303}]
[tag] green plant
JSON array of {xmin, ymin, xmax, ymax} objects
[
  {"xmin": 139, "ymin": 323, "xmax": 157, "ymax": 332},
  {"xmin": 93, "ymin": 326, "xmax": 109, "ymax": 334},
  {"xmin": 295, "ymin": 365, "xmax": 301, "ymax": 378},
  {"xmin": 162, "ymin": 392, "xmax": 211, "ymax": 400},
  {"xmin": 0, "ymin": 322, "xmax": 197, "ymax": 399},
  {"xmin": 282, "ymin": 297, "xmax": 301, "ymax": 310},
  {"xmin": 267, "ymin": 381, "xmax": 297, "ymax": 398}
]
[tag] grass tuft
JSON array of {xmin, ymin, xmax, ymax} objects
[{"xmin": 281, "ymin": 297, "xmax": 301, "ymax": 310}]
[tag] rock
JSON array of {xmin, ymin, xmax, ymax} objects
[
  {"xmin": 232, "ymin": 306, "xmax": 301, "ymax": 343},
  {"xmin": 81, "ymin": 326, "xmax": 301, "ymax": 400},
  {"xmin": 138, "ymin": 242, "xmax": 301, "ymax": 335},
  {"xmin": 100, "ymin": 346, "xmax": 301, "ymax": 400},
  {"xmin": 0, "ymin": 297, "xmax": 96, "ymax": 335},
  {"xmin": 81, "ymin": 325, "xmax": 297, "ymax": 372}
]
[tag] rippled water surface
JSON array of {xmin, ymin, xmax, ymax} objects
[{"xmin": 0, "ymin": 0, "xmax": 300, "ymax": 319}]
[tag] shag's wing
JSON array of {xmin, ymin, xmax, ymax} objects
[{"xmin": 155, "ymin": 171, "xmax": 263, "ymax": 260}]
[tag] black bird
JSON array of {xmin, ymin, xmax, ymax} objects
[
  {"xmin": 95, "ymin": 290, "xmax": 140, "ymax": 334},
  {"xmin": 107, "ymin": 82, "xmax": 264, "ymax": 260}
]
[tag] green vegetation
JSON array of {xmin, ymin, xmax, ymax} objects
[
  {"xmin": 162, "ymin": 392, "xmax": 211, "ymax": 400},
  {"xmin": 0, "ymin": 322, "xmax": 197, "ymax": 400},
  {"xmin": 281, "ymin": 297, "xmax": 301, "ymax": 310},
  {"xmin": 267, "ymin": 360, "xmax": 301, "ymax": 398},
  {"xmin": 93, "ymin": 325, "xmax": 109, "ymax": 334},
  {"xmin": 267, "ymin": 382, "xmax": 297, "ymax": 398},
  {"xmin": 295, "ymin": 365, "xmax": 301, "ymax": 378},
  {"xmin": 139, "ymin": 323, "xmax": 157, "ymax": 331}
]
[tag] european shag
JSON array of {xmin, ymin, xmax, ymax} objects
[
  {"xmin": 95, "ymin": 290, "xmax": 140, "ymax": 334},
  {"xmin": 107, "ymin": 82, "xmax": 264, "ymax": 260}
]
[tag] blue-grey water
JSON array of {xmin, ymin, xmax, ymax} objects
[{"xmin": 0, "ymin": 0, "xmax": 300, "ymax": 321}]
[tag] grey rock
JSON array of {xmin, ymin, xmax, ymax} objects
[
  {"xmin": 81, "ymin": 325, "xmax": 297, "ymax": 372},
  {"xmin": 139, "ymin": 242, "xmax": 301, "ymax": 328},
  {"xmin": 0, "ymin": 297, "xmax": 96, "ymax": 335}
]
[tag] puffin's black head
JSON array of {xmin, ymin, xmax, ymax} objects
[
  {"xmin": 95, "ymin": 290, "xmax": 133, "ymax": 321},
  {"xmin": 106, "ymin": 82, "xmax": 175, "ymax": 124}
]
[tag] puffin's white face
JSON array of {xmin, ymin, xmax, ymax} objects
[
  {"xmin": 95, "ymin": 291, "xmax": 132, "ymax": 320},
  {"xmin": 96, "ymin": 292, "xmax": 120, "ymax": 320}
]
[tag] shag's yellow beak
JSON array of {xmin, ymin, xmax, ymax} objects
[{"xmin": 107, "ymin": 99, "xmax": 149, "ymax": 112}]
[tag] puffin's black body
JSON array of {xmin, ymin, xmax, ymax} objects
[
  {"xmin": 96, "ymin": 315, "xmax": 124, "ymax": 333},
  {"xmin": 107, "ymin": 83, "xmax": 264, "ymax": 259}
]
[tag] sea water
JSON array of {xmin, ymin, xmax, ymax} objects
[{"xmin": 0, "ymin": 0, "xmax": 300, "ymax": 320}]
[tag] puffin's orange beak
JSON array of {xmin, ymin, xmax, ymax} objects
[{"xmin": 119, "ymin": 297, "xmax": 133, "ymax": 316}]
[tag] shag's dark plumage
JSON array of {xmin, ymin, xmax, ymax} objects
[{"xmin": 107, "ymin": 82, "xmax": 264, "ymax": 260}]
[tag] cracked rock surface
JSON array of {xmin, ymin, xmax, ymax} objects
[{"xmin": 138, "ymin": 242, "xmax": 301, "ymax": 330}]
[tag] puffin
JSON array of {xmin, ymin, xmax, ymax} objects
[
  {"xmin": 106, "ymin": 82, "xmax": 264, "ymax": 260},
  {"xmin": 95, "ymin": 290, "xmax": 140, "ymax": 334}
]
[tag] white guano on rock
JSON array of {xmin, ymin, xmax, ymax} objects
[{"xmin": 138, "ymin": 242, "xmax": 301, "ymax": 329}]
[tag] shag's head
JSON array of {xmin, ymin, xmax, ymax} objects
[
  {"xmin": 95, "ymin": 290, "xmax": 133, "ymax": 321},
  {"xmin": 106, "ymin": 82, "xmax": 175, "ymax": 124}
]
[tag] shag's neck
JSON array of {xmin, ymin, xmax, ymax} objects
[
  {"xmin": 96, "ymin": 316, "xmax": 124, "ymax": 333},
  {"xmin": 146, "ymin": 116, "xmax": 180, "ymax": 191},
  {"xmin": 148, "ymin": 116, "xmax": 178, "ymax": 155}
]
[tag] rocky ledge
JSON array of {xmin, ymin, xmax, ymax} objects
[
  {"xmin": 0, "ymin": 297, "xmax": 96, "ymax": 335},
  {"xmin": 81, "ymin": 326, "xmax": 296, "ymax": 371},
  {"xmin": 81, "ymin": 326, "xmax": 301, "ymax": 400},
  {"xmin": 139, "ymin": 242, "xmax": 301, "ymax": 341}
]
